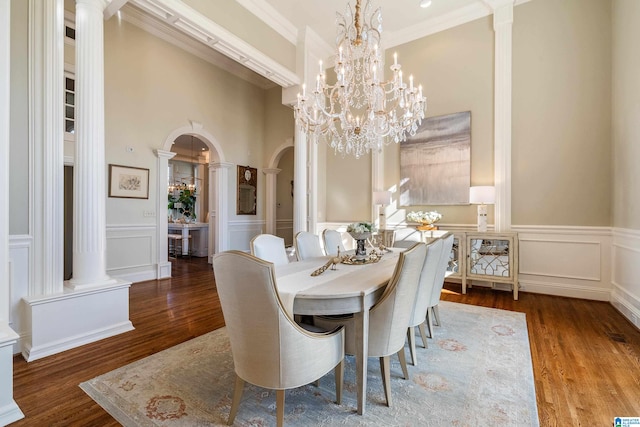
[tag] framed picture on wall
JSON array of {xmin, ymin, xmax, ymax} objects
[
  {"xmin": 237, "ymin": 165, "xmax": 257, "ymax": 215},
  {"xmin": 108, "ymin": 164, "xmax": 150, "ymax": 199}
]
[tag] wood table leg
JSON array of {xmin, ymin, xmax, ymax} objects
[{"xmin": 354, "ymin": 307, "xmax": 369, "ymax": 415}]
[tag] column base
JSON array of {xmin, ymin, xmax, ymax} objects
[
  {"xmin": 22, "ymin": 279, "xmax": 133, "ymax": 362},
  {"xmin": 0, "ymin": 325, "xmax": 24, "ymax": 425}
]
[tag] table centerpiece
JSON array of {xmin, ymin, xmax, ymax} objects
[
  {"xmin": 406, "ymin": 210, "xmax": 442, "ymax": 231},
  {"xmin": 347, "ymin": 221, "xmax": 376, "ymax": 260}
]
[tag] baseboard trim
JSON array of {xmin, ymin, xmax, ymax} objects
[
  {"xmin": 0, "ymin": 402, "xmax": 24, "ymax": 426},
  {"xmin": 22, "ymin": 321, "xmax": 134, "ymax": 362},
  {"xmin": 519, "ymin": 278, "xmax": 610, "ymax": 301}
]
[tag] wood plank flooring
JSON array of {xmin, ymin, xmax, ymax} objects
[{"xmin": 11, "ymin": 257, "xmax": 640, "ymax": 426}]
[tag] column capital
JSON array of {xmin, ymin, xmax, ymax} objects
[
  {"xmin": 211, "ymin": 161, "xmax": 234, "ymax": 170},
  {"xmin": 263, "ymin": 168, "xmax": 282, "ymax": 175},
  {"xmin": 76, "ymin": 0, "xmax": 108, "ymax": 9},
  {"xmin": 155, "ymin": 149, "xmax": 177, "ymax": 160}
]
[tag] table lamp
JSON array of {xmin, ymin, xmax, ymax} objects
[
  {"xmin": 373, "ymin": 191, "xmax": 392, "ymax": 229},
  {"xmin": 469, "ymin": 186, "xmax": 495, "ymax": 232}
]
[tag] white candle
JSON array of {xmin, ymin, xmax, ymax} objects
[
  {"xmin": 302, "ymin": 83, "xmax": 306, "ymax": 97},
  {"xmin": 409, "ymin": 75, "xmax": 414, "ymax": 91},
  {"xmin": 393, "ymin": 52, "xmax": 397, "ymax": 66}
]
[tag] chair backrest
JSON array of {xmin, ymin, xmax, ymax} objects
[
  {"xmin": 294, "ymin": 231, "xmax": 325, "ymax": 260},
  {"xmin": 428, "ymin": 233, "xmax": 455, "ymax": 307},
  {"xmin": 322, "ymin": 229, "xmax": 346, "ymax": 257},
  {"xmin": 368, "ymin": 242, "xmax": 427, "ymax": 357},
  {"xmin": 392, "ymin": 227, "xmax": 422, "ymax": 248},
  {"xmin": 409, "ymin": 237, "xmax": 444, "ymax": 328},
  {"xmin": 250, "ymin": 234, "xmax": 289, "ymax": 266},
  {"xmin": 213, "ymin": 251, "xmax": 341, "ymax": 389}
]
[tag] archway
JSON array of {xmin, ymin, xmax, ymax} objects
[
  {"xmin": 265, "ymin": 139, "xmax": 294, "ymax": 241},
  {"xmin": 155, "ymin": 121, "xmax": 230, "ymax": 278}
]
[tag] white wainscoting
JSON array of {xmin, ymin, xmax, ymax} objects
[
  {"xmin": 611, "ymin": 228, "xmax": 640, "ymax": 329},
  {"xmin": 513, "ymin": 225, "xmax": 612, "ymax": 301},
  {"xmin": 8, "ymin": 235, "xmax": 32, "ymax": 354},
  {"xmin": 106, "ymin": 224, "xmax": 157, "ymax": 283},
  {"xmin": 227, "ymin": 219, "xmax": 265, "ymax": 252}
]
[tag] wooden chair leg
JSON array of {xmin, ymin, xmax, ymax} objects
[
  {"xmin": 334, "ymin": 360, "xmax": 344, "ymax": 404},
  {"xmin": 379, "ymin": 356, "xmax": 392, "ymax": 407},
  {"xmin": 432, "ymin": 305, "xmax": 441, "ymax": 326},
  {"xmin": 227, "ymin": 375, "xmax": 244, "ymax": 425},
  {"xmin": 397, "ymin": 348, "xmax": 409, "ymax": 380},
  {"xmin": 276, "ymin": 390, "xmax": 285, "ymax": 427},
  {"xmin": 418, "ymin": 322, "xmax": 429, "ymax": 348},
  {"xmin": 407, "ymin": 327, "xmax": 417, "ymax": 366},
  {"xmin": 426, "ymin": 308, "xmax": 434, "ymax": 338}
]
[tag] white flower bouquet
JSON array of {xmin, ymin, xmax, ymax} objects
[
  {"xmin": 347, "ymin": 222, "xmax": 376, "ymax": 234},
  {"xmin": 406, "ymin": 211, "xmax": 442, "ymax": 225}
]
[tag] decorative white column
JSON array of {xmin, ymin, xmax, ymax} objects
[
  {"xmin": 211, "ymin": 162, "xmax": 232, "ymax": 253},
  {"xmin": 293, "ymin": 126, "xmax": 308, "ymax": 234},
  {"xmin": 29, "ymin": 0, "xmax": 65, "ymax": 294},
  {"xmin": 263, "ymin": 168, "xmax": 281, "ymax": 235},
  {"xmin": 0, "ymin": 0, "xmax": 25, "ymax": 423},
  {"xmin": 371, "ymin": 146, "xmax": 385, "ymax": 224},
  {"xmin": 308, "ymin": 137, "xmax": 318, "ymax": 234},
  {"xmin": 155, "ymin": 149, "xmax": 176, "ymax": 279},
  {"xmin": 492, "ymin": 0, "xmax": 515, "ymax": 232},
  {"xmin": 68, "ymin": 0, "xmax": 114, "ymax": 288}
]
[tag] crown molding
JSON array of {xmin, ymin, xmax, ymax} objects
[{"xmin": 128, "ymin": 0, "xmax": 299, "ymax": 88}]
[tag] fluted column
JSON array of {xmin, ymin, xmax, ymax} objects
[
  {"xmin": 492, "ymin": 0, "xmax": 515, "ymax": 232},
  {"xmin": 155, "ymin": 149, "xmax": 176, "ymax": 279},
  {"xmin": 308, "ymin": 138, "xmax": 318, "ymax": 234},
  {"xmin": 211, "ymin": 162, "xmax": 232, "ymax": 253},
  {"xmin": 29, "ymin": 0, "xmax": 65, "ymax": 294},
  {"xmin": 68, "ymin": 0, "xmax": 113, "ymax": 289},
  {"xmin": 293, "ymin": 127, "xmax": 308, "ymax": 234},
  {"xmin": 263, "ymin": 168, "xmax": 281, "ymax": 235}
]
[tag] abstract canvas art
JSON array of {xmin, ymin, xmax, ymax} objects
[{"xmin": 399, "ymin": 111, "xmax": 471, "ymax": 206}]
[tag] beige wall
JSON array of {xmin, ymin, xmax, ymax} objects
[
  {"xmin": 512, "ymin": 0, "xmax": 612, "ymax": 226},
  {"xmin": 384, "ymin": 16, "xmax": 495, "ymax": 226},
  {"xmin": 103, "ymin": 18, "xmax": 267, "ymax": 223},
  {"xmin": 612, "ymin": 0, "xmax": 640, "ymax": 230},
  {"xmin": 182, "ymin": 0, "xmax": 296, "ymax": 73},
  {"xmin": 9, "ymin": 0, "xmax": 29, "ymax": 235}
]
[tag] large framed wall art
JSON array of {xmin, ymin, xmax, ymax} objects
[{"xmin": 399, "ymin": 111, "xmax": 471, "ymax": 206}]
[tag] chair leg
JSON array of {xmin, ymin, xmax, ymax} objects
[
  {"xmin": 418, "ymin": 322, "xmax": 429, "ymax": 348},
  {"xmin": 227, "ymin": 375, "xmax": 244, "ymax": 425},
  {"xmin": 432, "ymin": 305, "xmax": 441, "ymax": 326},
  {"xmin": 276, "ymin": 389, "xmax": 285, "ymax": 427},
  {"xmin": 407, "ymin": 327, "xmax": 417, "ymax": 366},
  {"xmin": 426, "ymin": 308, "xmax": 434, "ymax": 339},
  {"xmin": 397, "ymin": 348, "xmax": 409, "ymax": 380},
  {"xmin": 379, "ymin": 356, "xmax": 392, "ymax": 407},
  {"xmin": 334, "ymin": 360, "xmax": 344, "ymax": 404}
]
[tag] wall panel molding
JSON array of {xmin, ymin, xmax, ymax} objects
[{"xmin": 611, "ymin": 227, "xmax": 640, "ymax": 329}]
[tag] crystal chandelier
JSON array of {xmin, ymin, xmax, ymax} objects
[{"xmin": 294, "ymin": 0, "xmax": 427, "ymax": 159}]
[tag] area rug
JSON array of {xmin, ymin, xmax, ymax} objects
[{"xmin": 80, "ymin": 301, "xmax": 539, "ymax": 426}]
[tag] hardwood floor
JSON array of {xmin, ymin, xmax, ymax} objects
[{"xmin": 11, "ymin": 257, "xmax": 640, "ymax": 426}]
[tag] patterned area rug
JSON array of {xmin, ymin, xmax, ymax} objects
[{"xmin": 80, "ymin": 301, "xmax": 539, "ymax": 426}]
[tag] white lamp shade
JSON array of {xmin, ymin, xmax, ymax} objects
[
  {"xmin": 469, "ymin": 186, "xmax": 495, "ymax": 205},
  {"xmin": 373, "ymin": 191, "xmax": 392, "ymax": 205}
]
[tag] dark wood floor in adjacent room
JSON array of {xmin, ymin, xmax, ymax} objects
[{"xmin": 11, "ymin": 257, "xmax": 640, "ymax": 426}]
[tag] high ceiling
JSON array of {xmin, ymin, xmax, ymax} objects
[{"xmin": 261, "ymin": 0, "xmax": 490, "ymax": 48}]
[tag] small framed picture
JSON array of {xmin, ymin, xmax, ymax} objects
[{"xmin": 108, "ymin": 164, "xmax": 150, "ymax": 199}]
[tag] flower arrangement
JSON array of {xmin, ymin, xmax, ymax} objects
[
  {"xmin": 347, "ymin": 222, "xmax": 376, "ymax": 234},
  {"xmin": 406, "ymin": 211, "xmax": 442, "ymax": 225}
]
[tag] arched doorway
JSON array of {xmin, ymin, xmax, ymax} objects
[
  {"xmin": 265, "ymin": 140, "xmax": 294, "ymax": 244},
  {"xmin": 156, "ymin": 121, "xmax": 229, "ymax": 278}
]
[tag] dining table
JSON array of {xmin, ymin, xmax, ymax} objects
[{"xmin": 274, "ymin": 248, "xmax": 402, "ymax": 416}]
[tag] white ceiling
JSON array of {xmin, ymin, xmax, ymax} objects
[{"xmin": 261, "ymin": 0, "xmax": 489, "ymax": 48}]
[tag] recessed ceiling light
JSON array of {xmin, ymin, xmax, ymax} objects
[{"xmin": 420, "ymin": 0, "xmax": 432, "ymax": 8}]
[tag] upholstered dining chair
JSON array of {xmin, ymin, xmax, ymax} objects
[
  {"xmin": 392, "ymin": 227, "xmax": 423, "ymax": 248},
  {"xmin": 425, "ymin": 232, "xmax": 455, "ymax": 338},
  {"xmin": 406, "ymin": 237, "xmax": 444, "ymax": 366},
  {"xmin": 322, "ymin": 229, "xmax": 346, "ymax": 257},
  {"xmin": 212, "ymin": 251, "xmax": 345, "ymax": 427},
  {"xmin": 250, "ymin": 234, "xmax": 290, "ymax": 266},
  {"xmin": 314, "ymin": 242, "xmax": 427, "ymax": 407},
  {"xmin": 294, "ymin": 231, "xmax": 325, "ymax": 260}
]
